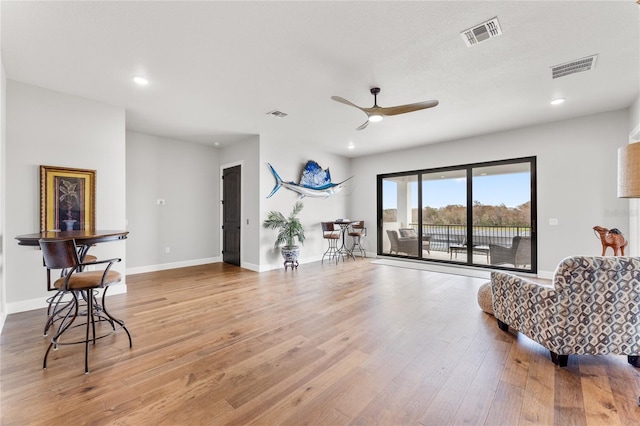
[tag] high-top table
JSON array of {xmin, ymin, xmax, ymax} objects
[
  {"xmin": 16, "ymin": 229, "xmax": 129, "ymax": 265},
  {"xmin": 333, "ymin": 220, "xmax": 356, "ymax": 261},
  {"xmin": 16, "ymin": 229, "xmax": 129, "ymax": 246}
]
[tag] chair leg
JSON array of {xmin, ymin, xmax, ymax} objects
[
  {"xmin": 44, "ymin": 291, "xmax": 79, "ymax": 369},
  {"xmin": 101, "ymin": 287, "xmax": 133, "ymax": 348},
  {"xmin": 350, "ymin": 236, "xmax": 366, "ymax": 258},
  {"xmin": 85, "ymin": 290, "xmax": 93, "ymax": 373},
  {"xmin": 44, "ymin": 290, "xmax": 73, "ymax": 337},
  {"xmin": 496, "ymin": 319, "xmax": 509, "ymax": 332},
  {"xmin": 550, "ymin": 351, "xmax": 568, "ymax": 367},
  {"xmin": 322, "ymin": 239, "xmax": 341, "ymax": 264},
  {"xmin": 321, "ymin": 240, "xmax": 330, "ymax": 263}
]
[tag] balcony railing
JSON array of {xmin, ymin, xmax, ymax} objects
[{"xmin": 409, "ymin": 223, "xmax": 531, "ymax": 252}]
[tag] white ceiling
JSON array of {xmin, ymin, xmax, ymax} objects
[{"xmin": 2, "ymin": 1, "xmax": 638, "ymax": 158}]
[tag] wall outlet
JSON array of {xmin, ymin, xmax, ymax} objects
[
  {"xmin": 549, "ymin": 218, "xmax": 559, "ymax": 226},
  {"xmin": 165, "ymin": 246, "xmax": 170, "ymax": 253},
  {"xmin": 157, "ymin": 199, "xmax": 165, "ymax": 206}
]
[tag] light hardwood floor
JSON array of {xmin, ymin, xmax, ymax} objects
[{"xmin": 2, "ymin": 259, "xmax": 640, "ymax": 425}]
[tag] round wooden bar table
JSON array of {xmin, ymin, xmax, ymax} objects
[
  {"xmin": 15, "ymin": 229, "xmax": 129, "ymax": 247},
  {"xmin": 16, "ymin": 230, "xmax": 129, "ymax": 275}
]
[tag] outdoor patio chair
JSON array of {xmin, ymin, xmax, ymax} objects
[
  {"xmin": 489, "ymin": 236, "xmax": 531, "ymax": 268},
  {"xmin": 386, "ymin": 229, "xmax": 429, "ymax": 256}
]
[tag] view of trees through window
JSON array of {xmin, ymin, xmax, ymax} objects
[
  {"xmin": 378, "ymin": 157, "xmax": 536, "ymax": 272},
  {"xmin": 383, "ymin": 200, "xmax": 531, "ymax": 227}
]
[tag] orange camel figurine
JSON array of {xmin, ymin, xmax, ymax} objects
[{"xmin": 593, "ymin": 226, "xmax": 628, "ymax": 256}]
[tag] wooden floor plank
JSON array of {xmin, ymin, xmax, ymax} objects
[
  {"xmin": 554, "ymin": 358, "xmax": 588, "ymax": 426},
  {"xmin": 2, "ymin": 260, "xmax": 640, "ymax": 425},
  {"xmin": 519, "ymin": 341, "xmax": 555, "ymax": 425},
  {"xmin": 580, "ymin": 358, "xmax": 621, "ymax": 425}
]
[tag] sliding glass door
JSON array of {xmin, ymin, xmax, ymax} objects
[
  {"xmin": 377, "ymin": 157, "xmax": 536, "ymax": 272},
  {"xmin": 422, "ymin": 169, "xmax": 467, "ymax": 262},
  {"xmin": 381, "ymin": 174, "xmax": 423, "ymax": 257},
  {"xmin": 472, "ymin": 163, "xmax": 533, "ymax": 269}
]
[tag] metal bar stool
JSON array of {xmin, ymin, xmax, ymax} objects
[
  {"xmin": 321, "ymin": 222, "xmax": 343, "ymax": 264},
  {"xmin": 348, "ymin": 221, "xmax": 367, "ymax": 258},
  {"xmin": 44, "ymin": 246, "xmax": 97, "ymax": 337},
  {"xmin": 39, "ymin": 238, "xmax": 132, "ymax": 374}
]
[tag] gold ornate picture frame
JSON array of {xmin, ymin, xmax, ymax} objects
[{"xmin": 40, "ymin": 165, "xmax": 96, "ymax": 232}]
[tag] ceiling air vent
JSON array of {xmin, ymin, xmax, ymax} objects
[
  {"xmin": 266, "ymin": 110, "xmax": 288, "ymax": 118},
  {"xmin": 460, "ymin": 17, "xmax": 502, "ymax": 47},
  {"xmin": 551, "ymin": 55, "xmax": 598, "ymax": 79}
]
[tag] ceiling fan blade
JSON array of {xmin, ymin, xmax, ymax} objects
[
  {"xmin": 334, "ymin": 88, "xmax": 438, "ymax": 129},
  {"xmin": 376, "ymin": 100, "xmax": 439, "ymax": 116},
  {"xmin": 356, "ymin": 119, "xmax": 370, "ymax": 131},
  {"xmin": 331, "ymin": 96, "xmax": 366, "ymax": 112}
]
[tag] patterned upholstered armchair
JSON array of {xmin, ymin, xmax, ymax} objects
[{"xmin": 491, "ymin": 256, "xmax": 640, "ymax": 367}]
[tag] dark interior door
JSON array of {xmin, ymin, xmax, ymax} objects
[{"xmin": 223, "ymin": 165, "xmax": 241, "ymax": 266}]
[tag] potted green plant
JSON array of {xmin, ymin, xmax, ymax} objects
[{"xmin": 263, "ymin": 201, "xmax": 305, "ymax": 269}]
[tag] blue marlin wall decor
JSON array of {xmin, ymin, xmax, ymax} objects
[{"xmin": 267, "ymin": 161, "xmax": 352, "ymax": 199}]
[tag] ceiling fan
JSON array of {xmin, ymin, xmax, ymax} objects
[{"xmin": 331, "ymin": 87, "xmax": 439, "ymax": 130}]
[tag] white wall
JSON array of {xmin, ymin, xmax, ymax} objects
[
  {"xmin": 350, "ymin": 109, "xmax": 631, "ymax": 276},
  {"xmin": 259, "ymin": 135, "xmax": 351, "ymax": 270},
  {"xmin": 5, "ymin": 81, "xmax": 126, "ymax": 312},
  {"xmin": 0, "ymin": 59, "xmax": 7, "ymax": 329},
  {"xmin": 126, "ymin": 131, "xmax": 219, "ymax": 273},
  {"xmin": 218, "ymin": 135, "xmax": 260, "ymax": 270},
  {"xmin": 629, "ymin": 96, "xmax": 640, "ymax": 137}
]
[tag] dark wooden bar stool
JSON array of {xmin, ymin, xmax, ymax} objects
[{"xmin": 39, "ymin": 238, "xmax": 132, "ymax": 374}]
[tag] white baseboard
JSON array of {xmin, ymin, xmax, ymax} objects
[
  {"xmin": 126, "ymin": 257, "xmax": 220, "ymax": 275},
  {"xmin": 258, "ymin": 251, "xmax": 375, "ymax": 272},
  {"xmin": 258, "ymin": 254, "xmax": 327, "ymax": 272},
  {"xmin": 240, "ymin": 261, "xmax": 260, "ymax": 272}
]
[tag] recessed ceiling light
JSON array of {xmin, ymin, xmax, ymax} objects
[
  {"xmin": 133, "ymin": 76, "xmax": 149, "ymax": 86},
  {"xmin": 550, "ymin": 98, "xmax": 565, "ymax": 105},
  {"xmin": 214, "ymin": 142, "xmax": 220, "ymax": 147},
  {"xmin": 348, "ymin": 142, "xmax": 355, "ymax": 150}
]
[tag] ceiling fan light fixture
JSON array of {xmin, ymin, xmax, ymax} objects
[{"xmin": 331, "ymin": 87, "xmax": 438, "ymax": 130}]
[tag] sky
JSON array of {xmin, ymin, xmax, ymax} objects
[{"xmin": 382, "ymin": 172, "xmax": 530, "ymax": 209}]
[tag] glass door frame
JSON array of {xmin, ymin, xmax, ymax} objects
[{"xmin": 377, "ymin": 156, "xmax": 537, "ymax": 273}]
